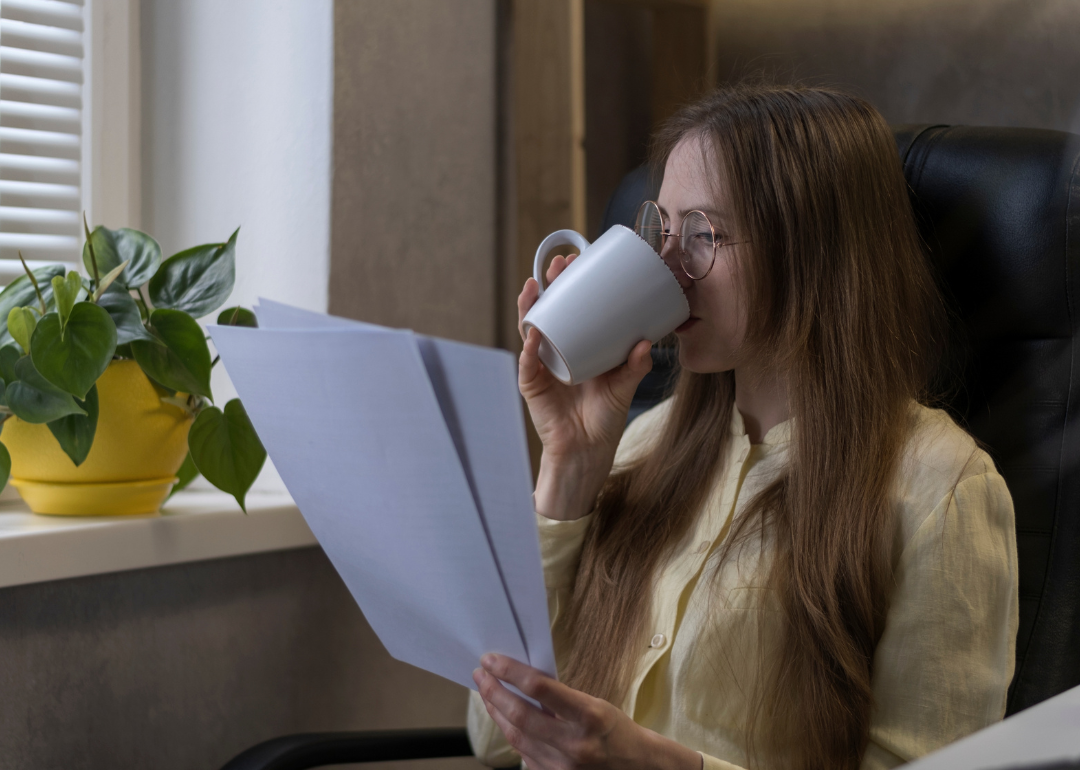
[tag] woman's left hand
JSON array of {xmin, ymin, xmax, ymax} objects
[{"xmin": 474, "ymin": 654, "xmax": 703, "ymax": 770}]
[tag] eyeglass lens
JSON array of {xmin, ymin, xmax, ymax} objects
[
  {"xmin": 634, "ymin": 200, "xmax": 665, "ymax": 255},
  {"xmin": 679, "ymin": 210, "xmax": 716, "ymax": 280},
  {"xmin": 634, "ymin": 201, "xmax": 718, "ymax": 280}
]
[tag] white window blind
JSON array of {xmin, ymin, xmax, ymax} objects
[{"xmin": 0, "ymin": 0, "xmax": 85, "ymax": 284}]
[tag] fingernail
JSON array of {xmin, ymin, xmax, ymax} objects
[
  {"xmin": 481, "ymin": 653, "xmax": 496, "ymax": 668},
  {"xmin": 473, "ymin": 667, "xmax": 484, "ymax": 683}
]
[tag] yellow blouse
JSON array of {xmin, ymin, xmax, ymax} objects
[{"xmin": 468, "ymin": 400, "xmax": 1019, "ymax": 769}]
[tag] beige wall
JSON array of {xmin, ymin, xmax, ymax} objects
[
  {"xmin": 0, "ymin": 548, "xmax": 483, "ymax": 770},
  {"xmin": 331, "ymin": 0, "xmax": 499, "ymax": 346},
  {"xmin": 709, "ymin": 0, "xmax": 1080, "ymax": 131},
  {"xmin": 329, "ymin": 3, "xmax": 500, "ymax": 760}
]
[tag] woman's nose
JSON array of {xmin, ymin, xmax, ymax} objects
[{"xmin": 660, "ymin": 239, "xmax": 694, "ymax": 291}]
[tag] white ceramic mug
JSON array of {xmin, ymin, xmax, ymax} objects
[{"xmin": 521, "ymin": 224, "xmax": 689, "ymax": 385}]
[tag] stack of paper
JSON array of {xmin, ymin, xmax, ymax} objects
[
  {"xmin": 903, "ymin": 683, "xmax": 1080, "ymax": 770},
  {"xmin": 209, "ymin": 300, "xmax": 555, "ymax": 691}
]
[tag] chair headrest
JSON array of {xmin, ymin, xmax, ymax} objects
[{"xmin": 897, "ymin": 124, "xmax": 1080, "ymax": 345}]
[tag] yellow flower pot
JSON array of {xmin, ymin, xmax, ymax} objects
[{"xmin": 1, "ymin": 360, "xmax": 194, "ymax": 516}]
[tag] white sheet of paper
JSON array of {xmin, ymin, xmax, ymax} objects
[
  {"xmin": 248, "ymin": 300, "xmax": 556, "ymax": 678},
  {"xmin": 209, "ymin": 324, "xmax": 530, "ymax": 690},
  {"xmin": 253, "ymin": 298, "xmax": 382, "ymax": 331},
  {"xmin": 904, "ymin": 683, "xmax": 1080, "ymax": 770},
  {"xmin": 415, "ymin": 335, "xmax": 556, "ymax": 678}
]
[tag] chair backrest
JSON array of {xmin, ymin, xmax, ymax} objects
[{"xmin": 599, "ymin": 125, "xmax": 1080, "ymax": 715}]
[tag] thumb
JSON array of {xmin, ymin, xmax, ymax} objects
[{"xmin": 606, "ymin": 340, "xmax": 654, "ymax": 404}]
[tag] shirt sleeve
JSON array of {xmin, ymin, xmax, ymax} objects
[
  {"xmin": 861, "ymin": 470, "xmax": 1019, "ymax": 768},
  {"xmin": 697, "ymin": 470, "xmax": 1016, "ymax": 770},
  {"xmin": 468, "ymin": 512, "xmax": 595, "ymax": 766},
  {"xmin": 467, "ymin": 688, "xmax": 522, "ymax": 768},
  {"xmin": 468, "ymin": 404, "xmax": 671, "ymax": 767},
  {"xmin": 700, "ymin": 753, "xmax": 746, "ymax": 770}
]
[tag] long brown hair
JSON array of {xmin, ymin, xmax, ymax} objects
[{"xmin": 558, "ymin": 85, "xmax": 946, "ymax": 770}]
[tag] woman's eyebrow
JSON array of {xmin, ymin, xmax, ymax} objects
[
  {"xmin": 658, "ymin": 204, "xmax": 727, "ymax": 220},
  {"xmin": 672, "ymin": 206, "xmax": 731, "ymax": 227}
]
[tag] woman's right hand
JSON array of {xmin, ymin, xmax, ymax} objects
[{"xmin": 519, "ymin": 254, "xmax": 653, "ymax": 521}]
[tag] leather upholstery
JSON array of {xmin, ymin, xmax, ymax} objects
[{"xmin": 600, "ymin": 125, "xmax": 1080, "ymax": 715}]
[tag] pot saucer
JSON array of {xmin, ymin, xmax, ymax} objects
[{"xmin": 11, "ymin": 477, "xmax": 179, "ymax": 516}]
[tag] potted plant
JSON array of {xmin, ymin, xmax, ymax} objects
[{"xmin": 0, "ymin": 219, "xmax": 266, "ymax": 515}]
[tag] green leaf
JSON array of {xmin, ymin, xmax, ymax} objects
[
  {"xmin": 0, "ymin": 264, "xmax": 62, "ymax": 347},
  {"xmin": 0, "ymin": 345, "xmax": 20, "ymax": 385},
  {"xmin": 188, "ymin": 399, "xmax": 266, "ymax": 511},
  {"xmin": 7, "ymin": 356, "xmax": 87, "ymax": 423},
  {"xmin": 167, "ymin": 452, "xmax": 201, "ymax": 499},
  {"xmin": 149, "ymin": 228, "xmax": 238, "ymax": 318},
  {"xmin": 97, "ymin": 285, "xmax": 157, "ymax": 345},
  {"xmin": 131, "ymin": 309, "xmax": 212, "ymax": 399},
  {"xmin": 0, "ymin": 441, "xmax": 10, "ymax": 494},
  {"xmin": 7, "ymin": 306, "xmax": 38, "ymax": 353},
  {"xmin": 30, "ymin": 304, "xmax": 117, "ymax": 399},
  {"xmin": 51, "ymin": 271, "xmax": 82, "ymax": 329},
  {"xmin": 83, "ymin": 226, "xmax": 162, "ymax": 289},
  {"xmin": 0, "ymin": 378, "xmax": 6, "ymax": 407},
  {"xmin": 47, "ymin": 383, "xmax": 98, "ymax": 466},
  {"xmin": 216, "ymin": 306, "xmax": 258, "ymax": 328},
  {"xmin": 92, "ymin": 259, "xmax": 130, "ymax": 301}
]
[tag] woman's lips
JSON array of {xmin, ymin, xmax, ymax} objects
[{"xmin": 676, "ymin": 316, "xmax": 700, "ymax": 333}]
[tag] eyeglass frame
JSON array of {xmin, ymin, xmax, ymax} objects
[{"xmin": 633, "ymin": 200, "xmax": 752, "ymax": 281}]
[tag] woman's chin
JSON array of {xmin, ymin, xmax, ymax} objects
[
  {"xmin": 678, "ymin": 345, "xmax": 735, "ymax": 375},
  {"xmin": 677, "ymin": 348, "xmax": 708, "ymax": 374}
]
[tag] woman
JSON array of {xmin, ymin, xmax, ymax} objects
[{"xmin": 468, "ymin": 84, "xmax": 1018, "ymax": 770}]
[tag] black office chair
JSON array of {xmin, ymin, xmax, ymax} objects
[{"xmin": 220, "ymin": 124, "xmax": 1080, "ymax": 768}]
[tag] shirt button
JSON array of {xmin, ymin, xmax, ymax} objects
[
  {"xmin": 697, "ymin": 540, "xmax": 711, "ymax": 554},
  {"xmin": 650, "ymin": 633, "xmax": 666, "ymax": 648}
]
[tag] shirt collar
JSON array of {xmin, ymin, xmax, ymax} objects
[{"xmin": 729, "ymin": 406, "xmax": 792, "ymax": 447}]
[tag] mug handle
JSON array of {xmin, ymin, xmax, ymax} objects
[{"xmin": 533, "ymin": 229, "xmax": 591, "ymax": 295}]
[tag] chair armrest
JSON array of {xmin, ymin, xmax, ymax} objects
[{"xmin": 219, "ymin": 727, "xmax": 515, "ymax": 770}]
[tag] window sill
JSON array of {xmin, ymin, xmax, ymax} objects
[{"xmin": 0, "ymin": 489, "xmax": 315, "ymax": 589}]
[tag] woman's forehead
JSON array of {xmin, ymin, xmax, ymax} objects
[{"xmin": 658, "ymin": 135, "xmax": 733, "ymax": 221}]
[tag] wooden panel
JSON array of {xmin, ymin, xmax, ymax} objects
[
  {"xmin": 584, "ymin": 1, "xmax": 653, "ymax": 238},
  {"xmin": 330, "ymin": 0, "xmax": 498, "ymax": 346},
  {"xmin": 594, "ymin": 0, "xmax": 715, "ymax": 128},
  {"xmin": 509, "ymin": 0, "xmax": 710, "ymax": 470},
  {"xmin": 580, "ymin": 0, "xmax": 714, "ymax": 237},
  {"xmin": 510, "ymin": 0, "xmax": 587, "ymax": 471},
  {"xmin": 512, "ymin": 0, "xmax": 586, "ymax": 284},
  {"xmin": 652, "ymin": 3, "xmax": 711, "ymax": 128},
  {"xmin": 706, "ymin": 0, "xmax": 1080, "ymax": 131}
]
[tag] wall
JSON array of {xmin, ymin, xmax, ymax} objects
[
  {"xmin": 141, "ymin": 0, "xmax": 334, "ymax": 494},
  {"xmin": 0, "ymin": 548, "xmax": 482, "ymax": 770},
  {"xmin": 330, "ymin": 0, "xmax": 499, "ymax": 347},
  {"xmin": 708, "ymin": 0, "xmax": 1080, "ymax": 131},
  {"xmin": 141, "ymin": 0, "xmax": 332, "ymax": 314}
]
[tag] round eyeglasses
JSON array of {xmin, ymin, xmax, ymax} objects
[{"xmin": 633, "ymin": 200, "xmax": 750, "ymax": 280}]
